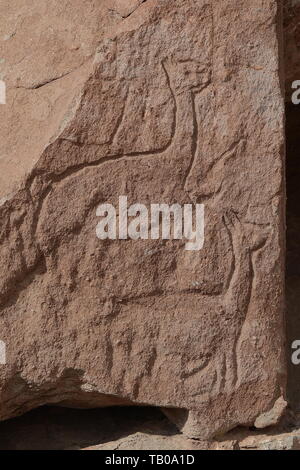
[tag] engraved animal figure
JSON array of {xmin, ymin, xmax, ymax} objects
[{"xmin": 0, "ymin": 19, "xmax": 268, "ymax": 432}]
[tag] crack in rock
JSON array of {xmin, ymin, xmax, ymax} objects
[{"xmin": 109, "ymin": 0, "xmax": 147, "ymax": 19}]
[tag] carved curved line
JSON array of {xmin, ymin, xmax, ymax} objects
[
  {"xmin": 56, "ymin": 59, "xmax": 177, "ymax": 155},
  {"xmin": 183, "ymin": 89, "xmax": 200, "ymax": 192},
  {"xmin": 1, "ymin": 61, "xmax": 212, "ymax": 303},
  {"xmin": 233, "ymin": 238, "xmax": 268, "ymax": 389}
]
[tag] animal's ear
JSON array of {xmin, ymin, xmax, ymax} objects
[
  {"xmin": 166, "ymin": 60, "xmax": 211, "ymax": 94},
  {"xmin": 161, "ymin": 57, "xmax": 177, "ymax": 81}
]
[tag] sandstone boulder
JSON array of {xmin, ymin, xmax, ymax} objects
[{"xmin": 0, "ymin": 0, "xmax": 285, "ymax": 439}]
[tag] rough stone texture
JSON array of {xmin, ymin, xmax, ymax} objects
[
  {"xmin": 238, "ymin": 432, "xmax": 300, "ymax": 450},
  {"xmin": 284, "ymin": 0, "xmax": 300, "ymax": 98},
  {"xmin": 0, "ymin": 0, "xmax": 285, "ymax": 439},
  {"xmin": 254, "ymin": 396, "xmax": 287, "ymax": 429}
]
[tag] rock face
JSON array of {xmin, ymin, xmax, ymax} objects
[
  {"xmin": 284, "ymin": 0, "xmax": 300, "ymax": 98},
  {"xmin": 0, "ymin": 0, "xmax": 285, "ymax": 439}
]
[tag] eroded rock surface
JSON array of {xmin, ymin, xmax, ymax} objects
[
  {"xmin": 0, "ymin": 0, "xmax": 285, "ymax": 439},
  {"xmin": 284, "ymin": 0, "xmax": 300, "ymax": 98}
]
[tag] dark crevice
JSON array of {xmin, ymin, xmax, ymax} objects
[
  {"xmin": 0, "ymin": 406, "xmax": 177, "ymax": 450},
  {"xmin": 286, "ymin": 102, "xmax": 300, "ymax": 411}
]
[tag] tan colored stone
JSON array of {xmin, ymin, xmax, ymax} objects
[
  {"xmin": 85, "ymin": 432, "xmax": 190, "ymax": 451},
  {"xmin": 254, "ymin": 397, "xmax": 287, "ymax": 429},
  {"xmin": 0, "ymin": 0, "xmax": 285, "ymax": 440},
  {"xmin": 240, "ymin": 432, "xmax": 300, "ymax": 451}
]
